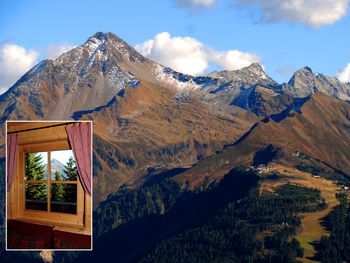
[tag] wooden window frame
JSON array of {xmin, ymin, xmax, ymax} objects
[{"xmin": 18, "ymin": 142, "xmax": 85, "ymax": 227}]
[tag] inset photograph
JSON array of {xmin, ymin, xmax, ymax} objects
[{"xmin": 6, "ymin": 121, "xmax": 92, "ymax": 250}]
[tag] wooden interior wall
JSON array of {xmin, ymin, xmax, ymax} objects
[
  {"xmin": 6, "ymin": 122, "xmax": 92, "ymax": 235},
  {"xmin": 7, "ymin": 122, "xmax": 70, "ymax": 145},
  {"xmin": 7, "ymin": 121, "xmax": 72, "ymax": 132}
]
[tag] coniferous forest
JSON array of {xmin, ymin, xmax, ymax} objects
[
  {"xmin": 1, "ymin": 164, "xmax": 349, "ymax": 263},
  {"xmin": 50, "ymin": 168, "xmax": 338, "ymax": 263},
  {"xmin": 22, "ymin": 153, "xmax": 78, "ymax": 213},
  {"xmin": 316, "ymin": 193, "xmax": 350, "ymax": 262}
]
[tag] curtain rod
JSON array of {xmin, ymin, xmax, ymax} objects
[{"xmin": 7, "ymin": 122, "xmax": 81, "ymax": 134}]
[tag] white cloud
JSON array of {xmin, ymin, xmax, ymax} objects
[
  {"xmin": 0, "ymin": 44, "xmax": 38, "ymax": 94},
  {"xmin": 235, "ymin": 0, "xmax": 349, "ymax": 28},
  {"xmin": 46, "ymin": 42, "xmax": 75, "ymax": 59},
  {"xmin": 135, "ymin": 32, "xmax": 261, "ymax": 76},
  {"xmin": 177, "ymin": 0, "xmax": 215, "ymax": 8},
  {"xmin": 136, "ymin": 32, "xmax": 208, "ymax": 75},
  {"xmin": 210, "ymin": 49, "xmax": 260, "ymax": 71},
  {"xmin": 337, "ymin": 63, "xmax": 350, "ymax": 83}
]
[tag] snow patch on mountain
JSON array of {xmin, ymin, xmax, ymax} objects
[
  {"xmin": 85, "ymin": 34, "xmax": 106, "ymax": 56},
  {"xmin": 153, "ymin": 64, "xmax": 218, "ymax": 91},
  {"xmin": 153, "ymin": 64, "xmax": 201, "ymax": 90},
  {"xmin": 106, "ymin": 66, "xmax": 139, "ymax": 94}
]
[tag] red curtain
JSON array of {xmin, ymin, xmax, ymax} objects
[
  {"xmin": 7, "ymin": 134, "xmax": 18, "ymax": 190},
  {"xmin": 66, "ymin": 123, "xmax": 92, "ymax": 196}
]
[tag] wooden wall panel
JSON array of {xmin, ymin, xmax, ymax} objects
[{"xmin": 7, "ymin": 122, "xmax": 71, "ymax": 133}]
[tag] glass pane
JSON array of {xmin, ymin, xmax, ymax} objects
[
  {"xmin": 51, "ymin": 150, "xmax": 77, "ymax": 181},
  {"xmin": 25, "ymin": 152, "xmax": 48, "ymax": 180},
  {"xmin": 50, "ymin": 184, "xmax": 77, "ymax": 214},
  {"xmin": 25, "ymin": 183, "xmax": 48, "ymax": 211}
]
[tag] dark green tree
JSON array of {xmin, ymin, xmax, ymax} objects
[
  {"xmin": 25, "ymin": 153, "xmax": 46, "ymax": 180},
  {"xmin": 51, "ymin": 171, "xmax": 64, "ymax": 201},
  {"xmin": 63, "ymin": 156, "xmax": 78, "ymax": 202},
  {"xmin": 25, "ymin": 153, "xmax": 47, "ymax": 200},
  {"xmin": 64, "ymin": 156, "xmax": 78, "ymax": 181}
]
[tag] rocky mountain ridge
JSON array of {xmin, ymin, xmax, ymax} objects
[
  {"xmin": 0, "ymin": 32, "xmax": 349, "ymax": 203},
  {"xmin": 1, "ymin": 32, "xmax": 349, "ymax": 121}
]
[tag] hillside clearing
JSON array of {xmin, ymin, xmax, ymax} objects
[{"xmin": 259, "ymin": 165, "xmax": 340, "ymax": 262}]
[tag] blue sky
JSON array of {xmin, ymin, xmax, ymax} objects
[
  {"xmin": 0, "ymin": 0, "xmax": 350, "ymax": 93},
  {"xmin": 36, "ymin": 150, "xmax": 73, "ymax": 165}
]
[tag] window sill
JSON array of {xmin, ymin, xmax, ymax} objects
[
  {"xmin": 54, "ymin": 226, "xmax": 91, "ymax": 235},
  {"xmin": 14, "ymin": 217, "xmax": 85, "ymax": 231}
]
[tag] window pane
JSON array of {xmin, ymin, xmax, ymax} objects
[
  {"xmin": 25, "ymin": 183, "xmax": 47, "ymax": 211},
  {"xmin": 25, "ymin": 152, "xmax": 48, "ymax": 180},
  {"xmin": 50, "ymin": 184, "xmax": 77, "ymax": 214},
  {"xmin": 51, "ymin": 150, "xmax": 77, "ymax": 181}
]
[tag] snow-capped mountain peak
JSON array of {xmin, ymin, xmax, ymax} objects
[
  {"xmin": 286, "ymin": 66, "xmax": 350, "ymax": 100},
  {"xmin": 243, "ymin": 63, "xmax": 269, "ymax": 79},
  {"xmin": 1, "ymin": 32, "xmax": 350, "ymax": 122},
  {"xmin": 208, "ymin": 63, "xmax": 274, "ymax": 84}
]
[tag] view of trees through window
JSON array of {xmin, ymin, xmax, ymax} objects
[{"xmin": 25, "ymin": 150, "xmax": 78, "ymax": 214}]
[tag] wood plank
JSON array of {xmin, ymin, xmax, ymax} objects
[
  {"xmin": 16, "ymin": 217, "xmax": 84, "ymax": 229},
  {"xmin": 18, "ymin": 148, "xmax": 24, "ymax": 218},
  {"xmin": 7, "ymin": 121, "xmax": 72, "ymax": 133},
  {"xmin": 22, "ymin": 140, "xmax": 70, "ymax": 152},
  {"xmin": 7, "ymin": 121, "xmax": 91, "ymax": 133},
  {"xmin": 17, "ymin": 126, "xmax": 68, "ymax": 145},
  {"xmin": 53, "ymin": 226, "xmax": 91, "ymax": 235},
  {"xmin": 47, "ymin": 151, "xmax": 51, "ymax": 213},
  {"xmin": 84, "ymin": 193, "xmax": 92, "ymax": 233},
  {"xmin": 77, "ymin": 183, "xmax": 84, "ymax": 225},
  {"xmin": 22, "ymin": 210, "xmax": 80, "ymax": 224}
]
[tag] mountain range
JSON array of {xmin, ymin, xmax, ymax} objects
[
  {"xmin": 1, "ymin": 32, "xmax": 350, "ymax": 262},
  {"xmin": 1, "ymin": 32, "xmax": 349, "ymax": 203}
]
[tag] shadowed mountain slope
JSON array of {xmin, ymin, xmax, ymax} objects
[
  {"xmin": 176, "ymin": 93, "xmax": 350, "ymax": 187},
  {"xmin": 81, "ymin": 81, "xmax": 256, "ymax": 203}
]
